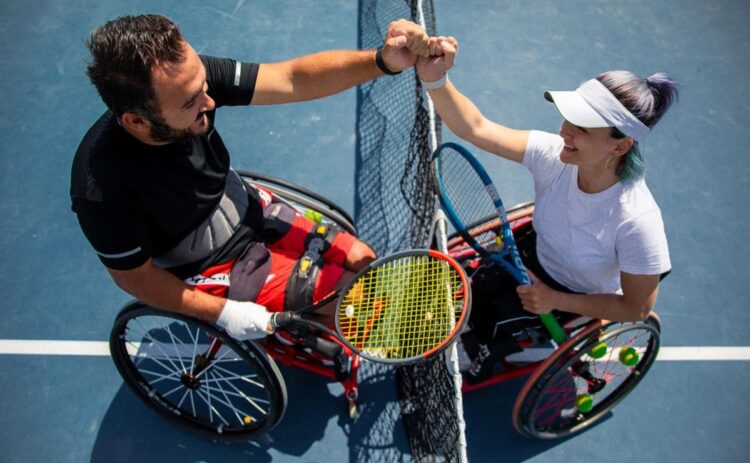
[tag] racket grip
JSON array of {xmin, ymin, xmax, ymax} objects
[
  {"xmin": 540, "ymin": 313, "xmax": 567, "ymax": 344},
  {"xmin": 271, "ymin": 312, "xmax": 296, "ymax": 329}
]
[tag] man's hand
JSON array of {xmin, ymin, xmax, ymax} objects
[
  {"xmin": 379, "ymin": 19, "xmax": 432, "ymax": 72},
  {"xmin": 416, "ymin": 36, "xmax": 458, "ymax": 83},
  {"xmin": 516, "ymin": 269, "xmax": 559, "ymax": 315},
  {"xmin": 216, "ymin": 299, "xmax": 273, "ymax": 340}
]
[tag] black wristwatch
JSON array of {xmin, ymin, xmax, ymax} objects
[{"xmin": 375, "ymin": 46, "xmax": 402, "ymax": 76}]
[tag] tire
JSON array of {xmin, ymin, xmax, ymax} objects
[
  {"xmin": 110, "ymin": 301, "xmax": 287, "ymax": 442},
  {"xmin": 512, "ymin": 315, "xmax": 660, "ymax": 439}
]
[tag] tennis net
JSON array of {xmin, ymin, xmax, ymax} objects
[{"xmin": 356, "ymin": 1, "xmax": 467, "ymax": 461}]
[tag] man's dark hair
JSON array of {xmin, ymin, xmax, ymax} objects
[{"xmin": 86, "ymin": 14, "xmax": 185, "ymax": 117}]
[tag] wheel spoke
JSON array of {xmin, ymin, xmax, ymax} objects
[
  {"xmin": 193, "ymin": 345, "xmax": 239, "ymax": 380},
  {"xmin": 195, "ymin": 387, "xmax": 231, "ymax": 426},
  {"xmin": 211, "ymin": 363, "xmax": 266, "ymax": 388},
  {"xmin": 189, "ymin": 389, "xmax": 197, "ymax": 417},
  {"xmin": 161, "ymin": 382, "xmax": 188, "ymax": 399},
  {"xmin": 177, "ymin": 388, "xmax": 190, "ymax": 409},
  {"xmin": 207, "ymin": 374, "xmax": 271, "ymax": 415},
  {"xmin": 133, "ymin": 318, "xmax": 188, "ymax": 375},
  {"xmin": 163, "ymin": 323, "xmax": 190, "ymax": 373},
  {"xmin": 207, "ymin": 370, "xmax": 246, "ymax": 426},
  {"xmin": 137, "ymin": 368, "xmax": 182, "ymax": 385},
  {"xmin": 130, "ymin": 347, "xmax": 185, "ymax": 380}
]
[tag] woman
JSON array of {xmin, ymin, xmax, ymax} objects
[{"xmin": 418, "ymin": 38, "xmax": 678, "ymax": 383}]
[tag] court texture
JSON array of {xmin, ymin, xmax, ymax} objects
[{"xmin": 0, "ymin": 0, "xmax": 748, "ymax": 461}]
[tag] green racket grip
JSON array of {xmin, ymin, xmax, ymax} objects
[{"xmin": 539, "ymin": 312, "xmax": 567, "ymax": 344}]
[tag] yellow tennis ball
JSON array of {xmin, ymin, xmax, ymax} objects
[
  {"xmin": 589, "ymin": 342, "xmax": 608, "ymax": 359},
  {"xmin": 345, "ymin": 304, "xmax": 355, "ymax": 318},
  {"xmin": 619, "ymin": 347, "xmax": 639, "ymax": 366},
  {"xmin": 244, "ymin": 416, "xmax": 252, "ymax": 424},
  {"xmin": 304, "ymin": 210, "xmax": 324, "ymax": 223},
  {"xmin": 576, "ymin": 394, "xmax": 593, "ymax": 413}
]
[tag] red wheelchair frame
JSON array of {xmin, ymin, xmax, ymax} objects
[{"xmin": 109, "ymin": 172, "xmax": 661, "ymax": 442}]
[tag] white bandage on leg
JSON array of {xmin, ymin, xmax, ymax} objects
[{"xmin": 216, "ymin": 299, "xmax": 273, "ymax": 340}]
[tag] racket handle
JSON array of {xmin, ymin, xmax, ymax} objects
[
  {"xmin": 540, "ymin": 313, "xmax": 567, "ymax": 344},
  {"xmin": 271, "ymin": 312, "xmax": 297, "ymax": 329}
]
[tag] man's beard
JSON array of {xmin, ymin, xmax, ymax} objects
[{"xmin": 147, "ymin": 112, "xmax": 211, "ymax": 143}]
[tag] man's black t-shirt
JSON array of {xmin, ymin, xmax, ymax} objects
[{"xmin": 71, "ymin": 56, "xmax": 261, "ymax": 278}]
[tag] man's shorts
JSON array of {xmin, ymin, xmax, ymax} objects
[{"xmin": 185, "ymin": 186, "xmax": 357, "ymax": 312}]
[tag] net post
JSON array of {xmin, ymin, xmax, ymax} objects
[{"xmin": 432, "ymin": 203, "xmax": 469, "ymax": 463}]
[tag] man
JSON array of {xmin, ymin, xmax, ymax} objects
[{"xmin": 71, "ymin": 14, "xmax": 434, "ymax": 340}]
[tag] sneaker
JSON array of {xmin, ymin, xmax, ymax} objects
[
  {"xmin": 464, "ymin": 341, "xmax": 497, "ymax": 384},
  {"xmin": 462, "ymin": 333, "xmax": 524, "ymax": 385}
]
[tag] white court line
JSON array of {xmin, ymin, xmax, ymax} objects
[
  {"xmin": 0, "ymin": 340, "xmax": 111, "ymax": 356},
  {"xmin": 0, "ymin": 340, "xmax": 750, "ymax": 360}
]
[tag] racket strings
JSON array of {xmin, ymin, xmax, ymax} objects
[
  {"xmin": 438, "ymin": 148, "xmax": 503, "ymax": 251},
  {"xmin": 338, "ymin": 255, "xmax": 467, "ymax": 360}
]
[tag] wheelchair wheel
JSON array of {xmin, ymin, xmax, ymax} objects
[
  {"xmin": 512, "ymin": 315, "xmax": 660, "ymax": 439},
  {"xmin": 110, "ymin": 301, "xmax": 287, "ymax": 442}
]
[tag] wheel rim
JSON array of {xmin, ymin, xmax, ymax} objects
[
  {"xmin": 112, "ymin": 307, "xmax": 283, "ymax": 438},
  {"xmin": 522, "ymin": 320, "xmax": 659, "ymax": 438}
]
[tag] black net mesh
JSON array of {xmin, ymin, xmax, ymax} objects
[
  {"xmin": 356, "ymin": 0, "xmax": 440, "ymax": 255},
  {"xmin": 356, "ymin": 1, "xmax": 464, "ymax": 461}
]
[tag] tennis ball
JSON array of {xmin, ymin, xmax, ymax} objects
[
  {"xmin": 589, "ymin": 342, "xmax": 608, "ymax": 359},
  {"xmin": 304, "ymin": 210, "xmax": 324, "ymax": 223},
  {"xmin": 345, "ymin": 304, "xmax": 355, "ymax": 318},
  {"xmin": 619, "ymin": 347, "xmax": 639, "ymax": 366},
  {"xmin": 576, "ymin": 394, "xmax": 593, "ymax": 413},
  {"xmin": 244, "ymin": 416, "xmax": 252, "ymax": 424}
]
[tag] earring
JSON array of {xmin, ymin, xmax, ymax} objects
[{"xmin": 605, "ymin": 156, "xmax": 616, "ymax": 170}]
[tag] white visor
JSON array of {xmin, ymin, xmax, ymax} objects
[{"xmin": 544, "ymin": 79, "xmax": 650, "ymax": 142}]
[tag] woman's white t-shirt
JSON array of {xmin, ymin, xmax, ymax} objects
[{"xmin": 522, "ymin": 130, "xmax": 671, "ymax": 294}]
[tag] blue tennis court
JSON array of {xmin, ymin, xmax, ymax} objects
[{"xmin": 1, "ymin": 0, "xmax": 748, "ymax": 461}]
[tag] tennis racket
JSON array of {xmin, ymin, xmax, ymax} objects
[
  {"xmin": 432, "ymin": 142, "xmax": 567, "ymax": 343},
  {"xmin": 271, "ymin": 249, "xmax": 471, "ymax": 365}
]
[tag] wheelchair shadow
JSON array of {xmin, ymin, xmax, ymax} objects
[
  {"xmin": 91, "ymin": 362, "xmax": 413, "ymax": 462},
  {"xmin": 462, "ymin": 376, "xmax": 614, "ymax": 461},
  {"xmin": 91, "ymin": 365, "xmax": 345, "ymax": 462},
  {"xmin": 338, "ymin": 362, "xmax": 412, "ymax": 462},
  {"xmin": 91, "ymin": 363, "xmax": 610, "ymax": 462},
  {"xmin": 90, "ymin": 385, "xmax": 274, "ymax": 462}
]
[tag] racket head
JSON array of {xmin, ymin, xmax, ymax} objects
[
  {"xmin": 432, "ymin": 142, "xmax": 529, "ymax": 283},
  {"xmin": 432, "ymin": 142, "xmax": 509, "ymax": 253},
  {"xmin": 334, "ymin": 249, "xmax": 471, "ymax": 365}
]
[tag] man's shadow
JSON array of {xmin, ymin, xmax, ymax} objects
[{"xmin": 90, "ymin": 364, "xmax": 345, "ymax": 462}]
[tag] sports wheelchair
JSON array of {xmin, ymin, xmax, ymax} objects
[
  {"xmin": 109, "ymin": 173, "xmax": 661, "ymax": 442},
  {"xmin": 109, "ymin": 171, "xmax": 363, "ymax": 442},
  {"xmin": 446, "ymin": 202, "xmax": 661, "ymax": 439}
]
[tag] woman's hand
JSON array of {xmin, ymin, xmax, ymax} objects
[
  {"xmin": 516, "ymin": 269, "xmax": 560, "ymax": 315},
  {"xmin": 416, "ymin": 36, "xmax": 458, "ymax": 83}
]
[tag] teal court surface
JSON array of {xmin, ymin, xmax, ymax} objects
[{"xmin": 0, "ymin": 1, "xmax": 748, "ymax": 461}]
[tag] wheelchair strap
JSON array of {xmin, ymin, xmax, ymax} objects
[
  {"xmin": 303, "ymin": 222, "xmax": 338, "ymax": 255},
  {"xmin": 283, "ymin": 225, "xmax": 331, "ymax": 311}
]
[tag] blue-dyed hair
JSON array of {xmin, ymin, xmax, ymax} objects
[{"xmin": 596, "ymin": 71, "xmax": 680, "ymax": 182}]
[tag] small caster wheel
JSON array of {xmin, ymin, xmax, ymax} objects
[{"xmin": 348, "ymin": 401, "xmax": 359, "ymax": 419}]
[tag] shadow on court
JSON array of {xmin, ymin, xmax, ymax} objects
[
  {"xmin": 91, "ymin": 363, "xmax": 411, "ymax": 462},
  {"xmin": 91, "ymin": 366, "xmax": 337, "ymax": 462},
  {"xmin": 461, "ymin": 377, "xmax": 597, "ymax": 462}
]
